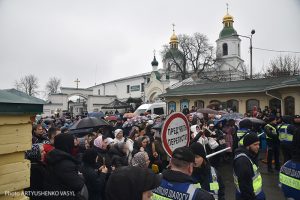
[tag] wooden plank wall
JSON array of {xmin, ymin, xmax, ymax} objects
[{"xmin": 0, "ymin": 115, "xmax": 32, "ymax": 200}]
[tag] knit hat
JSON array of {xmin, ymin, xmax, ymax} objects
[
  {"xmin": 131, "ymin": 152, "xmax": 149, "ymax": 168},
  {"xmin": 190, "ymin": 142, "xmax": 207, "ymax": 160},
  {"xmin": 243, "ymin": 133, "xmax": 259, "ymax": 147},
  {"xmin": 172, "ymin": 146, "xmax": 195, "ymax": 163}
]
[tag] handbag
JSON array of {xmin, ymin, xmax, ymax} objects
[{"xmin": 208, "ymin": 137, "xmax": 219, "ymax": 150}]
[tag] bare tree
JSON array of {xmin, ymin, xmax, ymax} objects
[
  {"xmin": 46, "ymin": 77, "xmax": 61, "ymax": 94},
  {"xmin": 263, "ymin": 55, "xmax": 300, "ymax": 77},
  {"xmin": 161, "ymin": 33, "xmax": 215, "ymax": 80},
  {"xmin": 15, "ymin": 74, "xmax": 39, "ymax": 96}
]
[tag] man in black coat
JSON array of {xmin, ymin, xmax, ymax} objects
[
  {"xmin": 44, "ymin": 133, "xmax": 85, "ymax": 200},
  {"xmin": 233, "ymin": 133, "xmax": 265, "ymax": 200}
]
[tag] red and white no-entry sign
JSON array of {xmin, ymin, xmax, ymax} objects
[{"xmin": 161, "ymin": 112, "xmax": 190, "ymax": 157}]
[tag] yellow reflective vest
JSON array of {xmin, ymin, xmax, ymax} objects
[{"xmin": 233, "ymin": 153, "xmax": 263, "ymax": 196}]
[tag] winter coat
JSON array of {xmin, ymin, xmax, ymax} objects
[
  {"xmin": 192, "ymin": 163, "xmax": 225, "ymax": 200},
  {"xmin": 81, "ymin": 163, "xmax": 106, "ymax": 200},
  {"xmin": 233, "ymin": 147, "xmax": 265, "ymax": 200},
  {"xmin": 44, "ymin": 149, "xmax": 84, "ymax": 200}
]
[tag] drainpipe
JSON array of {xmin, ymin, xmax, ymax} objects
[{"xmin": 265, "ymin": 90, "xmax": 283, "ymax": 116}]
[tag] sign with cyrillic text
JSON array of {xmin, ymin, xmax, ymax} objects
[{"xmin": 161, "ymin": 112, "xmax": 190, "ymax": 157}]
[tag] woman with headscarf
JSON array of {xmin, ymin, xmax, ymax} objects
[
  {"xmin": 81, "ymin": 148, "xmax": 108, "ymax": 200},
  {"xmin": 43, "ymin": 133, "xmax": 84, "ymax": 199},
  {"xmin": 190, "ymin": 142, "xmax": 225, "ymax": 200},
  {"xmin": 130, "ymin": 151, "xmax": 150, "ymax": 168},
  {"xmin": 113, "ymin": 129, "xmax": 125, "ymax": 143},
  {"xmin": 24, "ymin": 143, "xmax": 47, "ymax": 200},
  {"xmin": 93, "ymin": 135, "xmax": 112, "ymax": 171}
]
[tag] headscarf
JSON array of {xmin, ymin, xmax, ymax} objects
[
  {"xmin": 105, "ymin": 166, "xmax": 161, "ymax": 200},
  {"xmin": 130, "ymin": 152, "xmax": 148, "ymax": 168},
  {"xmin": 94, "ymin": 135, "xmax": 104, "ymax": 149},
  {"xmin": 25, "ymin": 144, "xmax": 42, "ymax": 161},
  {"xmin": 54, "ymin": 133, "xmax": 74, "ymax": 154},
  {"xmin": 114, "ymin": 129, "xmax": 123, "ymax": 138},
  {"xmin": 82, "ymin": 148, "xmax": 98, "ymax": 166}
]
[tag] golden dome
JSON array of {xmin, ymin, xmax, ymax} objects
[
  {"xmin": 223, "ymin": 14, "xmax": 234, "ymax": 22},
  {"xmin": 170, "ymin": 32, "xmax": 178, "ymax": 44}
]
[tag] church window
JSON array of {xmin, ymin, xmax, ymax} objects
[
  {"xmin": 238, "ymin": 44, "xmax": 240, "ymax": 57},
  {"xmin": 127, "ymin": 85, "xmax": 130, "ymax": 93},
  {"xmin": 223, "ymin": 43, "xmax": 228, "ymax": 56},
  {"xmin": 246, "ymin": 99, "xmax": 259, "ymax": 113},
  {"xmin": 141, "ymin": 83, "xmax": 145, "ymax": 92},
  {"xmin": 98, "ymin": 89, "xmax": 100, "ymax": 95},
  {"xmin": 226, "ymin": 99, "xmax": 239, "ymax": 112}
]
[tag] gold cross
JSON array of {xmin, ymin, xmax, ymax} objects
[{"xmin": 74, "ymin": 78, "xmax": 80, "ymax": 89}]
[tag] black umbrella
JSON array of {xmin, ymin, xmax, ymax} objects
[
  {"xmin": 68, "ymin": 128, "xmax": 94, "ymax": 137},
  {"xmin": 69, "ymin": 117, "xmax": 110, "ymax": 130},
  {"xmin": 102, "ymin": 99, "xmax": 131, "ymax": 109},
  {"xmin": 239, "ymin": 117, "xmax": 266, "ymax": 129}
]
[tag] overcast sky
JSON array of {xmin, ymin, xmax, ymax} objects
[{"xmin": 0, "ymin": 0, "xmax": 299, "ymax": 95}]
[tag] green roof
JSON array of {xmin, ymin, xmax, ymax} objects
[
  {"xmin": 0, "ymin": 89, "xmax": 45, "ymax": 114},
  {"xmin": 162, "ymin": 76, "xmax": 300, "ymax": 97},
  {"xmin": 154, "ymin": 71, "xmax": 161, "ymax": 80},
  {"xmin": 164, "ymin": 48, "xmax": 185, "ymax": 60},
  {"xmin": 219, "ymin": 26, "xmax": 237, "ymax": 38}
]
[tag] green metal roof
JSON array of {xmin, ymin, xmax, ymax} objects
[
  {"xmin": 0, "ymin": 89, "xmax": 45, "ymax": 114},
  {"xmin": 154, "ymin": 71, "xmax": 161, "ymax": 80},
  {"xmin": 162, "ymin": 76, "xmax": 300, "ymax": 97},
  {"xmin": 219, "ymin": 27, "xmax": 237, "ymax": 38},
  {"xmin": 164, "ymin": 48, "xmax": 185, "ymax": 60}
]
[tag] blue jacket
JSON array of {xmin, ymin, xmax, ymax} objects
[{"xmin": 280, "ymin": 159, "xmax": 300, "ymax": 199}]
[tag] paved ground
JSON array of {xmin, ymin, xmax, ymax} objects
[{"xmin": 218, "ymin": 151, "xmax": 285, "ymax": 200}]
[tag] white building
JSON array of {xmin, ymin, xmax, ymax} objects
[{"xmin": 43, "ymin": 10, "xmax": 248, "ymax": 116}]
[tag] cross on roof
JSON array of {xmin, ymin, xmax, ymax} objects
[
  {"xmin": 172, "ymin": 23, "xmax": 175, "ymax": 33},
  {"xmin": 74, "ymin": 78, "xmax": 80, "ymax": 89},
  {"xmin": 226, "ymin": 3, "xmax": 229, "ymax": 14}
]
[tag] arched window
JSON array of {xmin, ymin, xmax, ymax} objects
[
  {"xmin": 227, "ymin": 99, "xmax": 239, "ymax": 112},
  {"xmin": 284, "ymin": 96, "xmax": 295, "ymax": 115},
  {"xmin": 168, "ymin": 101, "xmax": 176, "ymax": 114},
  {"xmin": 208, "ymin": 100, "xmax": 221, "ymax": 110},
  {"xmin": 246, "ymin": 99, "xmax": 260, "ymax": 113},
  {"xmin": 269, "ymin": 98, "xmax": 281, "ymax": 112},
  {"xmin": 238, "ymin": 44, "xmax": 240, "ymax": 57},
  {"xmin": 194, "ymin": 100, "xmax": 204, "ymax": 109},
  {"xmin": 222, "ymin": 43, "xmax": 228, "ymax": 56},
  {"xmin": 180, "ymin": 99, "xmax": 189, "ymax": 111}
]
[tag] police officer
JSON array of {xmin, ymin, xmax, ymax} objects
[
  {"xmin": 233, "ymin": 133, "xmax": 265, "ymax": 200},
  {"xmin": 279, "ymin": 115, "xmax": 300, "ymax": 199},
  {"xmin": 277, "ymin": 115, "xmax": 294, "ymax": 163},
  {"xmin": 190, "ymin": 142, "xmax": 225, "ymax": 200},
  {"xmin": 264, "ymin": 116, "xmax": 280, "ymax": 172},
  {"xmin": 152, "ymin": 146, "xmax": 214, "ymax": 200}
]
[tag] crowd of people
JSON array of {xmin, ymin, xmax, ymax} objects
[{"xmin": 25, "ymin": 106, "xmax": 300, "ymax": 200}]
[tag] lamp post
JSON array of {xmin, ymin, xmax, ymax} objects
[{"xmin": 233, "ymin": 29, "xmax": 255, "ymax": 79}]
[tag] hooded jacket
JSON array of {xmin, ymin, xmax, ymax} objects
[{"xmin": 43, "ymin": 134, "xmax": 84, "ymax": 199}]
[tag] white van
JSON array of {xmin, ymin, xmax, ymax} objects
[{"xmin": 134, "ymin": 102, "xmax": 166, "ymax": 116}]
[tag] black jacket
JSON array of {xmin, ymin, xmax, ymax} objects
[
  {"xmin": 108, "ymin": 144, "xmax": 128, "ymax": 168},
  {"xmin": 233, "ymin": 147, "xmax": 259, "ymax": 200},
  {"xmin": 44, "ymin": 149, "xmax": 84, "ymax": 200},
  {"xmin": 192, "ymin": 163, "xmax": 225, "ymax": 200},
  {"xmin": 161, "ymin": 169, "xmax": 214, "ymax": 200},
  {"xmin": 81, "ymin": 163, "xmax": 106, "ymax": 200}
]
